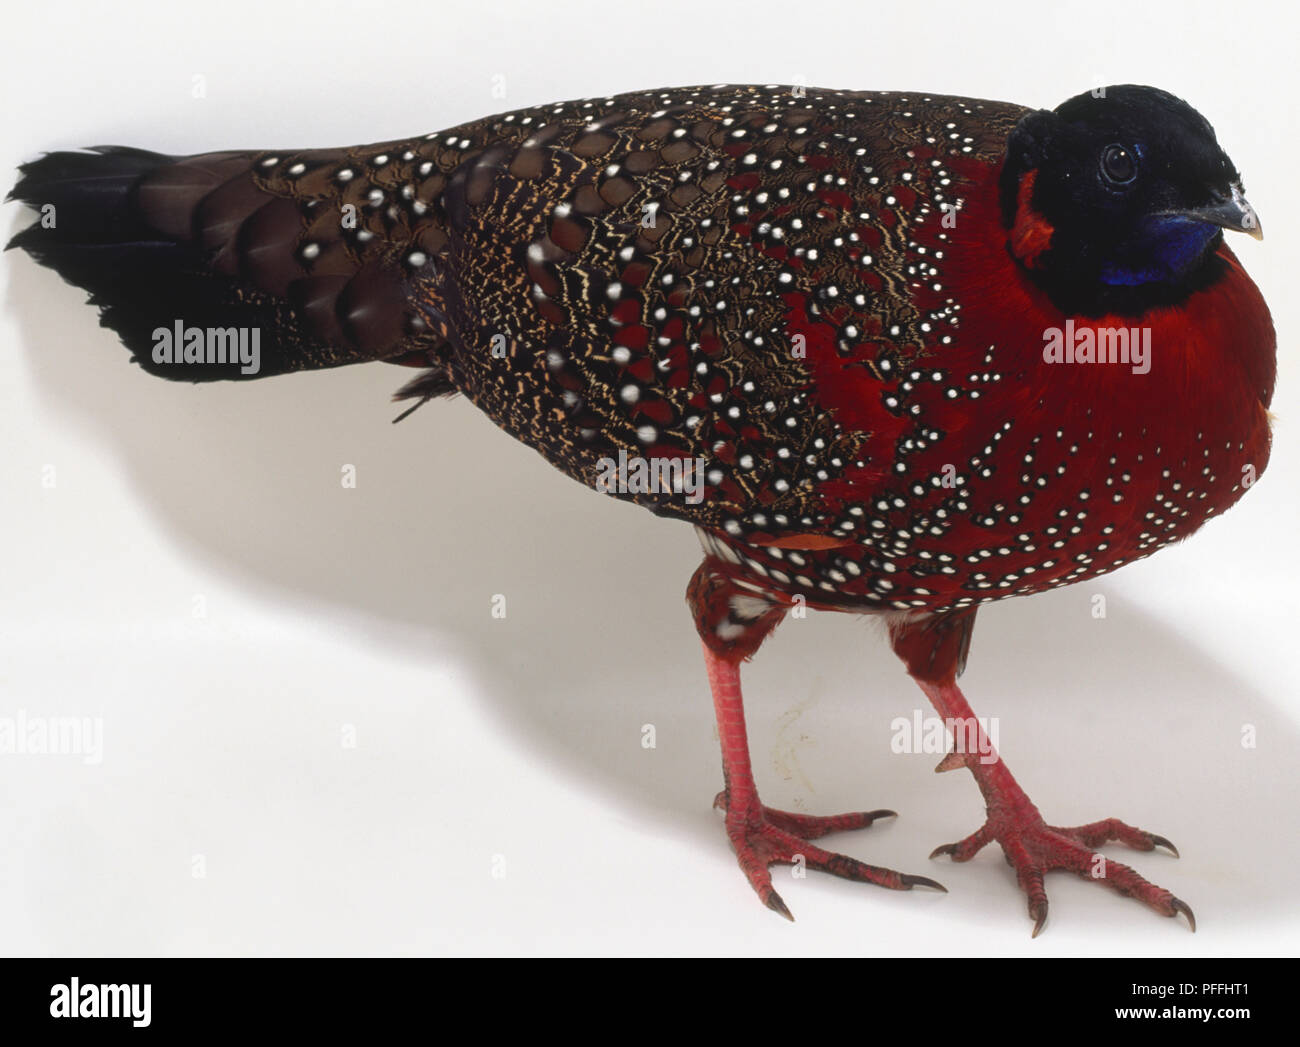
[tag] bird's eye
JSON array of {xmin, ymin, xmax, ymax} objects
[{"xmin": 1100, "ymin": 144, "xmax": 1137, "ymax": 185}]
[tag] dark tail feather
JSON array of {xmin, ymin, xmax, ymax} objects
[
  {"xmin": 9, "ymin": 146, "xmax": 451, "ymax": 384},
  {"xmin": 391, "ymin": 367, "xmax": 458, "ymax": 423},
  {"xmin": 9, "ymin": 145, "xmax": 172, "ymax": 246}
]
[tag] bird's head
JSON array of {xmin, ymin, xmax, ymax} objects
[{"xmin": 999, "ymin": 84, "xmax": 1260, "ymax": 314}]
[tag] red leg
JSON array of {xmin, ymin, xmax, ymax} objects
[
  {"xmin": 891, "ymin": 611, "xmax": 1194, "ymax": 937},
  {"xmin": 691, "ymin": 559, "xmax": 944, "ymax": 919}
]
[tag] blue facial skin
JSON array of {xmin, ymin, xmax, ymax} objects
[{"xmin": 1099, "ymin": 214, "xmax": 1222, "ymax": 286}]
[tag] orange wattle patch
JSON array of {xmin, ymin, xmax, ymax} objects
[
  {"xmin": 1009, "ymin": 169, "xmax": 1054, "ymax": 268},
  {"xmin": 751, "ymin": 534, "xmax": 857, "ymax": 551}
]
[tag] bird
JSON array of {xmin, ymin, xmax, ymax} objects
[{"xmin": 9, "ymin": 82, "xmax": 1273, "ymax": 935}]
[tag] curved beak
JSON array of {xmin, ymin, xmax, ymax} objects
[{"xmin": 1170, "ymin": 183, "xmax": 1263, "ymax": 240}]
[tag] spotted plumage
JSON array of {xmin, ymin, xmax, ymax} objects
[{"xmin": 10, "ymin": 82, "xmax": 1274, "ymax": 933}]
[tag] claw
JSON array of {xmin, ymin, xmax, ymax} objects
[
  {"xmin": 1149, "ymin": 834, "xmax": 1180, "ymax": 859},
  {"xmin": 766, "ymin": 891, "xmax": 794, "ymax": 922},
  {"xmin": 1030, "ymin": 899, "xmax": 1049, "ymax": 938},
  {"xmin": 868, "ymin": 809, "xmax": 898, "ymax": 821},
  {"xmin": 902, "ymin": 873, "xmax": 948, "ymax": 892},
  {"xmin": 929, "ymin": 842, "xmax": 958, "ymax": 860},
  {"xmin": 1170, "ymin": 896, "xmax": 1196, "ymax": 932}
]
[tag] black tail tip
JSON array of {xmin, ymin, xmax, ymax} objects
[
  {"xmin": 8, "ymin": 145, "xmax": 175, "ymax": 250},
  {"xmin": 10, "ymin": 145, "xmax": 171, "ymax": 202}
]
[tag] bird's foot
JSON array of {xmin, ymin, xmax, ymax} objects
[
  {"xmin": 931, "ymin": 812, "xmax": 1193, "ymax": 936},
  {"xmin": 713, "ymin": 790, "xmax": 946, "ymax": 920}
]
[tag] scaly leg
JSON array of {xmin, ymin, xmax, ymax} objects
[
  {"xmin": 691, "ymin": 559, "xmax": 945, "ymax": 919},
  {"xmin": 890, "ymin": 610, "xmax": 1194, "ymax": 936}
]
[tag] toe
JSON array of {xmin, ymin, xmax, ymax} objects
[{"xmin": 762, "ymin": 806, "xmax": 896, "ymax": 839}]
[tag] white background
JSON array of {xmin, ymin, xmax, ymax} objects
[{"xmin": 2, "ymin": 0, "xmax": 1297, "ymax": 957}]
